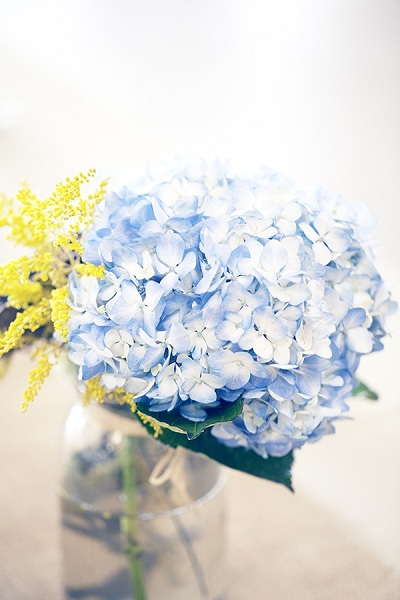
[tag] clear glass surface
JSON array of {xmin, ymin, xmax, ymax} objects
[{"xmin": 60, "ymin": 403, "xmax": 227, "ymax": 600}]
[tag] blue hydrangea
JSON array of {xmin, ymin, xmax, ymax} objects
[{"xmin": 67, "ymin": 161, "xmax": 396, "ymax": 458}]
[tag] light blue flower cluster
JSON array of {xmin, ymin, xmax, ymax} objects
[{"xmin": 67, "ymin": 162, "xmax": 395, "ymax": 458}]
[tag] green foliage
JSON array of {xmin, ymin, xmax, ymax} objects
[
  {"xmin": 135, "ymin": 415, "xmax": 294, "ymax": 491},
  {"xmin": 136, "ymin": 397, "xmax": 243, "ymax": 439},
  {"xmin": 353, "ymin": 380, "xmax": 378, "ymax": 400}
]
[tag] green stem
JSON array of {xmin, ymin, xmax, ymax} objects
[{"xmin": 120, "ymin": 436, "xmax": 148, "ymax": 600}]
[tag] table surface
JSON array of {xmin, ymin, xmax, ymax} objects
[{"xmin": 1, "ymin": 354, "xmax": 399, "ymax": 600}]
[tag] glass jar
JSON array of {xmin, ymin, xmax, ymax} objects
[{"xmin": 60, "ymin": 402, "xmax": 227, "ymax": 600}]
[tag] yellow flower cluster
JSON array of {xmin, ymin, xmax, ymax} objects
[
  {"xmin": 82, "ymin": 375, "xmax": 108, "ymax": 405},
  {"xmin": 0, "ymin": 254, "xmax": 52, "ymax": 309},
  {"xmin": 50, "ymin": 286, "xmax": 70, "ymax": 342},
  {"xmin": 20, "ymin": 344, "xmax": 60, "ymax": 412},
  {"xmin": 80, "ymin": 376, "xmax": 163, "ymax": 437},
  {"xmin": 0, "ymin": 299, "xmax": 51, "ymax": 358},
  {"xmin": 0, "ymin": 170, "xmax": 108, "ymax": 408},
  {"xmin": 75, "ymin": 263, "xmax": 105, "ymax": 279},
  {"xmin": 0, "ymin": 170, "xmax": 107, "ymax": 254},
  {"xmin": 136, "ymin": 411, "xmax": 163, "ymax": 438},
  {"xmin": 82, "ymin": 376, "xmax": 137, "ymax": 411}
]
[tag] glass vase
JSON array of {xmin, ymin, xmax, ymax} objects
[{"xmin": 60, "ymin": 402, "xmax": 227, "ymax": 600}]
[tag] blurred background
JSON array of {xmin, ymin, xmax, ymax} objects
[{"xmin": 0, "ymin": 1, "xmax": 399, "ymax": 598}]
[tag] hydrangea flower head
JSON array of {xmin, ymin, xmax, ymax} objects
[{"xmin": 67, "ymin": 162, "xmax": 396, "ymax": 459}]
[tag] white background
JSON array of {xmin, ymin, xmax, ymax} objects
[{"xmin": 1, "ymin": 0, "xmax": 399, "ymax": 574}]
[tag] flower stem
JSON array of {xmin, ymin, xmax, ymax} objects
[{"xmin": 120, "ymin": 436, "xmax": 148, "ymax": 600}]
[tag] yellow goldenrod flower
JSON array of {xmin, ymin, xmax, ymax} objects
[
  {"xmin": 0, "ymin": 298, "xmax": 51, "ymax": 358},
  {"xmin": 82, "ymin": 376, "xmax": 107, "ymax": 405},
  {"xmin": 50, "ymin": 286, "xmax": 70, "ymax": 342},
  {"xmin": 137, "ymin": 411, "xmax": 163, "ymax": 438},
  {"xmin": 82, "ymin": 376, "xmax": 137, "ymax": 411},
  {"xmin": 20, "ymin": 344, "xmax": 60, "ymax": 412},
  {"xmin": 75, "ymin": 263, "xmax": 105, "ymax": 279},
  {"xmin": 115, "ymin": 388, "xmax": 137, "ymax": 411},
  {"xmin": 0, "ymin": 169, "xmax": 108, "ymax": 406},
  {"xmin": 54, "ymin": 234, "xmax": 84, "ymax": 256}
]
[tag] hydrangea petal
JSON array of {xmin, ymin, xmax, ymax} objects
[
  {"xmin": 260, "ymin": 240, "xmax": 288, "ymax": 277},
  {"xmin": 221, "ymin": 362, "xmax": 251, "ymax": 389},
  {"xmin": 156, "ymin": 232, "xmax": 185, "ymax": 267},
  {"xmin": 347, "ymin": 327, "xmax": 373, "ymax": 354},
  {"xmin": 313, "ymin": 240, "xmax": 332, "ymax": 265},
  {"xmin": 189, "ymin": 382, "xmax": 217, "ymax": 403}
]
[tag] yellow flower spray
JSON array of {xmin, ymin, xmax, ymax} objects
[
  {"xmin": 0, "ymin": 170, "xmax": 108, "ymax": 409},
  {"xmin": 0, "ymin": 168, "xmax": 160, "ymax": 434}
]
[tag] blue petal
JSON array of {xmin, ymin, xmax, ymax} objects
[
  {"xmin": 221, "ymin": 363, "xmax": 250, "ymax": 389},
  {"xmin": 296, "ymin": 368, "xmax": 321, "ymax": 397},
  {"xmin": 179, "ymin": 402, "xmax": 208, "ymax": 422},
  {"xmin": 81, "ymin": 362, "xmax": 105, "ymax": 380},
  {"xmin": 156, "ymin": 232, "xmax": 185, "ymax": 267},
  {"xmin": 127, "ymin": 345, "xmax": 147, "ymax": 372},
  {"xmin": 107, "ymin": 295, "xmax": 141, "ymax": 329},
  {"xmin": 344, "ymin": 307, "xmax": 367, "ymax": 329},
  {"xmin": 268, "ymin": 376, "xmax": 296, "ymax": 400}
]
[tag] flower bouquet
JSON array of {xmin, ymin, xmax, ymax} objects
[{"xmin": 0, "ymin": 161, "xmax": 395, "ymax": 598}]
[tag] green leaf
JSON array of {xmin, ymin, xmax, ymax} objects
[
  {"xmin": 136, "ymin": 397, "xmax": 243, "ymax": 439},
  {"xmin": 111, "ymin": 401, "xmax": 293, "ymax": 489},
  {"xmin": 352, "ymin": 381, "xmax": 378, "ymax": 400},
  {"xmin": 138, "ymin": 418, "xmax": 294, "ymax": 491}
]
